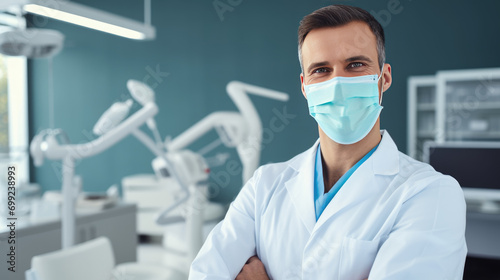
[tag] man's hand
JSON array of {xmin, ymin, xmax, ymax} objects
[
  {"xmin": 235, "ymin": 256, "xmax": 270, "ymax": 280},
  {"xmin": 235, "ymin": 256, "xmax": 367, "ymax": 280}
]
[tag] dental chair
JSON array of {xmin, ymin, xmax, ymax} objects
[
  {"xmin": 25, "ymin": 237, "xmax": 114, "ymax": 280},
  {"xmin": 25, "ymin": 236, "xmax": 176, "ymax": 280}
]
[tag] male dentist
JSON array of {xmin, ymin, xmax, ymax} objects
[{"xmin": 189, "ymin": 5, "xmax": 467, "ymax": 280}]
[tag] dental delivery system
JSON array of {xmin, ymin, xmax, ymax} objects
[{"xmin": 30, "ymin": 80, "xmax": 288, "ymax": 254}]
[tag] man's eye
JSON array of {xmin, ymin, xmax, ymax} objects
[
  {"xmin": 313, "ymin": 67, "xmax": 330, "ymax": 74},
  {"xmin": 348, "ymin": 62, "xmax": 365, "ymax": 68}
]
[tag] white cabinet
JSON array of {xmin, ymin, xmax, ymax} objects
[
  {"xmin": 436, "ymin": 68, "xmax": 500, "ymax": 142},
  {"xmin": 407, "ymin": 76, "xmax": 437, "ymax": 160},
  {"xmin": 408, "ymin": 68, "xmax": 500, "ymax": 160}
]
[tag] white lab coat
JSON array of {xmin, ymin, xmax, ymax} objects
[{"xmin": 189, "ymin": 131, "xmax": 467, "ymax": 280}]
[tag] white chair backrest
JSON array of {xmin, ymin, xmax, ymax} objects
[{"xmin": 27, "ymin": 236, "xmax": 115, "ymax": 280}]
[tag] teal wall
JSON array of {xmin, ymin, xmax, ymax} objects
[{"xmin": 29, "ymin": 0, "xmax": 500, "ymax": 203}]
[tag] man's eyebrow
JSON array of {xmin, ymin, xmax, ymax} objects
[
  {"xmin": 306, "ymin": 61, "xmax": 330, "ymax": 73},
  {"xmin": 345, "ymin": 55, "xmax": 373, "ymax": 63}
]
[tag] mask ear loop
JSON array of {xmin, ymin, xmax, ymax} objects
[{"xmin": 377, "ymin": 63, "xmax": 385, "ymax": 105}]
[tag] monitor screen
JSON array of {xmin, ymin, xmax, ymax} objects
[{"xmin": 426, "ymin": 144, "xmax": 500, "ymax": 190}]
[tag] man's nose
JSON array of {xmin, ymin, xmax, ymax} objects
[{"xmin": 332, "ymin": 68, "xmax": 346, "ymax": 78}]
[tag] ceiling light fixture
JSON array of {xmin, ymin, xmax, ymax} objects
[{"xmin": 21, "ymin": 0, "xmax": 155, "ymax": 40}]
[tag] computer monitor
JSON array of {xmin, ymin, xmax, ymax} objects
[{"xmin": 423, "ymin": 141, "xmax": 500, "ymax": 202}]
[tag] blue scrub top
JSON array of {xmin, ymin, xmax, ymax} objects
[{"xmin": 314, "ymin": 143, "xmax": 379, "ymax": 221}]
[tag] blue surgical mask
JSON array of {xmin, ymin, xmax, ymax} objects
[{"xmin": 305, "ymin": 70, "xmax": 384, "ymax": 145}]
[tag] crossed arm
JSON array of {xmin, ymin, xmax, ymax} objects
[
  {"xmin": 236, "ymin": 256, "xmax": 368, "ymax": 280},
  {"xmin": 235, "ymin": 256, "xmax": 269, "ymax": 280}
]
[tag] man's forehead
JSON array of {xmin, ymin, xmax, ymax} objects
[
  {"xmin": 304, "ymin": 21, "xmax": 376, "ymax": 47},
  {"xmin": 302, "ymin": 21, "xmax": 378, "ymax": 64}
]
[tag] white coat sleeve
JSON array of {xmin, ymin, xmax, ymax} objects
[
  {"xmin": 188, "ymin": 167, "xmax": 261, "ymax": 280},
  {"xmin": 368, "ymin": 177, "xmax": 467, "ymax": 280}
]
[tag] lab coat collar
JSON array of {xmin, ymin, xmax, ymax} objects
[
  {"xmin": 284, "ymin": 131, "xmax": 399, "ymax": 234},
  {"xmin": 284, "ymin": 139, "xmax": 319, "ymax": 234},
  {"xmin": 287, "ymin": 138, "xmax": 320, "ymax": 172},
  {"xmin": 370, "ymin": 130, "xmax": 400, "ymax": 175},
  {"xmin": 287, "ymin": 130, "xmax": 399, "ymax": 175},
  {"xmin": 313, "ymin": 130, "xmax": 400, "ymax": 230}
]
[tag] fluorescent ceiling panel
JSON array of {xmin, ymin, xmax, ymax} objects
[{"xmin": 23, "ymin": 0, "xmax": 155, "ymax": 40}]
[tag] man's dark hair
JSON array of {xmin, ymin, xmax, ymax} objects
[{"xmin": 298, "ymin": 5, "xmax": 385, "ymax": 72}]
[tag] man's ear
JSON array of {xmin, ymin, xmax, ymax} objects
[
  {"xmin": 300, "ymin": 73, "xmax": 307, "ymax": 99},
  {"xmin": 382, "ymin": 63, "xmax": 392, "ymax": 92}
]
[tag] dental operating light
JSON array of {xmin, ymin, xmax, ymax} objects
[{"xmin": 0, "ymin": 28, "xmax": 64, "ymax": 57}]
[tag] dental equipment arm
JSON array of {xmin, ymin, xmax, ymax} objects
[
  {"xmin": 167, "ymin": 81, "xmax": 289, "ymax": 183},
  {"xmin": 93, "ymin": 99, "xmax": 133, "ymax": 136},
  {"xmin": 226, "ymin": 81, "xmax": 289, "ymax": 182},
  {"xmin": 167, "ymin": 112, "xmax": 246, "ymax": 150},
  {"xmin": 127, "ymin": 79, "xmax": 164, "ymax": 153},
  {"xmin": 131, "ymin": 129, "xmax": 190, "ymax": 224},
  {"xmin": 31, "ymin": 102, "xmax": 158, "ymax": 249},
  {"xmin": 42, "ymin": 103, "xmax": 157, "ymax": 160},
  {"xmin": 123, "ymin": 80, "xmax": 193, "ymax": 225}
]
